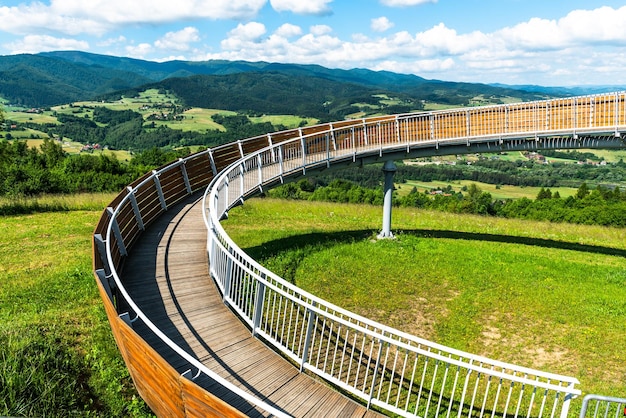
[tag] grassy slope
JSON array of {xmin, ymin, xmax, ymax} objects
[
  {"xmin": 0, "ymin": 194, "xmax": 152, "ymax": 417},
  {"xmin": 223, "ymin": 198, "xmax": 626, "ymax": 402}
]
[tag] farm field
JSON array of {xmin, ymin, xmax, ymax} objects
[{"xmin": 223, "ymin": 197, "xmax": 626, "ymax": 406}]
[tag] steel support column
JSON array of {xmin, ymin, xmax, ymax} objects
[{"xmin": 378, "ymin": 160, "xmax": 397, "ymax": 239}]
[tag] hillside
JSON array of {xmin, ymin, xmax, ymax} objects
[
  {"xmin": 0, "ymin": 54, "xmax": 152, "ymax": 107},
  {"xmin": 0, "ymin": 50, "xmax": 550, "ymax": 109}
]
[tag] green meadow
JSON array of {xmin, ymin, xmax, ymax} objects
[
  {"xmin": 395, "ymin": 178, "xmax": 579, "ymax": 200},
  {"xmin": 0, "ymin": 194, "xmax": 152, "ymax": 417},
  {"xmin": 223, "ymin": 197, "xmax": 626, "ymax": 404}
]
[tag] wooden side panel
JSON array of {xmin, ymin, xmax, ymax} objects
[
  {"xmin": 94, "ymin": 272, "xmax": 131, "ymax": 366},
  {"xmin": 181, "ymin": 377, "xmax": 249, "ymax": 418},
  {"xmin": 117, "ymin": 320, "xmax": 187, "ymax": 417},
  {"xmin": 213, "ymin": 143, "xmax": 242, "ymax": 172}
]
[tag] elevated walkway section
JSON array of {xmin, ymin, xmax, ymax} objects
[{"xmin": 120, "ymin": 194, "xmax": 383, "ymax": 417}]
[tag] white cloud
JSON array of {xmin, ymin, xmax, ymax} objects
[
  {"xmin": 220, "ymin": 22, "xmax": 267, "ymax": 52},
  {"xmin": 0, "ymin": 0, "xmax": 267, "ymax": 36},
  {"xmin": 0, "ymin": 3, "xmax": 108, "ymax": 36},
  {"xmin": 97, "ymin": 36, "xmax": 127, "ymax": 47},
  {"xmin": 270, "ymin": 0, "xmax": 332, "ymax": 16},
  {"xmin": 154, "ymin": 27, "xmax": 200, "ymax": 51},
  {"xmin": 371, "ymin": 16, "xmax": 394, "ymax": 33},
  {"xmin": 275, "ymin": 23, "xmax": 302, "ymax": 38},
  {"xmin": 310, "ymin": 25, "xmax": 332, "ymax": 36},
  {"xmin": 51, "ymin": 0, "xmax": 267, "ymax": 22},
  {"xmin": 497, "ymin": 6, "xmax": 626, "ymax": 50},
  {"xmin": 380, "ymin": 0, "xmax": 437, "ymax": 7},
  {"xmin": 126, "ymin": 43, "xmax": 153, "ymax": 59},
  {"xmin": 228, "ymin": 22, "xmax": 267, "ymax": 41},
  {"xmin": 5, "ymin": 34, "xmax": 89, "ymax": 54}
]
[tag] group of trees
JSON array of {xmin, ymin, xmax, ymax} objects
[
  {"xmin": 267, "ymin": 167, "xmax": 626, "ymax": 228},
  {"xmin": 0, "ymin": 139, "xmax": 191, "ymax": 196}
]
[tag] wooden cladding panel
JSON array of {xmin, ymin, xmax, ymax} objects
[
  {"xmin": 94, "ymin": 273, "xmax": 132, "ymax": 366},
  {"xmin": 180, "ymin": 377, "xmax": 249, "ymax": 418},
  {"xmin": 267, "ymin": 130, "xmax": 299, "ymax": 144},
  {"xmin": 184, "ymin": 157, "xmax": 214, "ymax": 191},
  {"xmin": 240, "ymin": 136, "xmax": 270, "ymax": 155},
  {"xmin": 399, "ymin": 116, "xmax": 430, "ymax": 142},
  {"xmin": 117, "ymin": 320, "xmax": 187, "ymax": 417},
  {"xmin": 592, "ymin": 95, "xmax": 618, "ymax": 128},
  {"xmin": 213, "ymin": 143, "xmax": 242, "ymax": 172},
  {"xmin": 550, "ymin": 100, "xmax": 575, "ymax": 131}
]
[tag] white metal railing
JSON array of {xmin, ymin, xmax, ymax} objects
[
  {"xmin": 204, "ymin": 92, "xmax": 626, "ymax": 417},
  {"xmin": 97, "ymin": 150, "xmax": 293, "ymax": 418},
  {"xmin": 579, "ymin": 395, "xmax": 626, "ymax": 418},
  {"xmin": 97, "ymin": 91, "xmax": 626, "ymax": 418}
]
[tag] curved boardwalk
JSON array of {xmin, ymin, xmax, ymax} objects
[{"xmin": 121, "ymin": 194, "xmax": 384, "ymax": 417}]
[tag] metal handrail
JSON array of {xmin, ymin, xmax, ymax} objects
[{"xmin": 579, "ymin": 395, "xmax": 626, "ymax": 417}]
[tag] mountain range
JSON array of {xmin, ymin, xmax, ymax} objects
[{"xmin": 0, "ymin": 50, "xmax": 620, "ymax": 111}]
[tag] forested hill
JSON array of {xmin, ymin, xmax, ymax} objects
[
  {"xmin": 0, "ymin": 54, "xmax": 152, "ymax": 107},
  {"xmin": 107, "ymin": 72, "xmax": 420, "ymax": 120},
  {"xmin": 0, "ymin": 50, "xmax": 552, "ymax": 108}
]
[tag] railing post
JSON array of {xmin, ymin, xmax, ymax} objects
[
  {"xmin": 207, "ymin": 148, "xmax": 218, "ymax": 176},
  {"xmin": 106, "ymin": 207, "xmax": 127, "ymax": 256},
  {"xmin": 300, "ymin": 302, "xmax": 318, "ymax": 372},
  {"xmin": 615, "ymin": 92, "xmax": 621, "ymax": 137},
  {"xmin": 367, "ymin": 339, "xmax": 385, "ymax": 409},
  {"xmin": 278, "ymin": 144, "xmax": 284, "ymax": 182},
  {"xmin": 299, "ymin": 128, "xmax": 306, "ymax": 174},
  {"xmin": 179, "ymin": 158, "xmax": 192, "ymax": 194},
  {"xmin": 152, "ymin": 171, "xmax": 167, "ymax": 211},
  {"xmin": 239, "ymin": 163, "xmax": 245, "ymax": 204},
  {"xmin": 257, "ymin": 153, "xmax": 263, "ymax": 192},
  {"xmin": 252, "ymin": 279, "xmax": 266, "ymax": 337},
  {"xmin": 223, "ymin": 247, "xmax": 234, "ymax": 304},
  {"xmin": 126, "ymin": 187, "xmax": 144, "ymax": 231},
  {"xmin": 560, "ymin": 381, "xmax": 577, "ymax": 418},
  {"xmin": 362, "ymin": 119, "xmax": 369, "ymax": 145},
  {"xmin": 95, "ymin": 268, "xmax": 113, "ymax": 301},
  {"xmin": 94, "ymin": 233, "xmax": 111, "ymax": 276}
]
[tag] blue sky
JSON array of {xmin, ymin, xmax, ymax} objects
[{"xmin": 1, "ymin": 0, "xmax": 626, "ymax": 86}]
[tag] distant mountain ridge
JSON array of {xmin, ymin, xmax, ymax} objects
[{"xmin": 0, "ymin": 50, "xmax": 616, "ymax": 109}]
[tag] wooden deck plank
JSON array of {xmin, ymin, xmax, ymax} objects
[{"xmin": 121, "ymin": 194, "xmax": 385, "ymax": 417}]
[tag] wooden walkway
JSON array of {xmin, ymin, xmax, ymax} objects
[{"xmin": 121, "ymin": 194, "xmax": 384, "ymax": 417}]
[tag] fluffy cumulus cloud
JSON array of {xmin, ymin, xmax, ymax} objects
[
  {"xmin": 371, "ymin": 16, "xmax": 394, "ymax": 33},
  {"xmin": 275, "ymin": 23, "xmax": 302, "ymax": 38},
  {"xmin": 269, "ymin": 0, "xmax": 332, "ymax": 16},
  {"xmin": 154, "ymin": 27, "xmax": 201, "ymax": 51},
  {"xmin": 0, "ymin": 0, "xmax": 267, "ymax": 36},
  {"xmin": 0, "ymin": 3, "xmax": 108, "ymax": 36},
  {"xmin": 498, "ymin": 5, "xmax": 626, "ymax": 50},
  {"xmin": 125, "ymin": 43, "xmax": 153, "ymax": 59},
  {"xmin": 5, "ymin": 34, "xmax": 88, "ymax": 53}
]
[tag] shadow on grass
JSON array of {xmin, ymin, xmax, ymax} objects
[{"xmin": 241, "ymin": 227, "xmax": 626, "ymax": 261}]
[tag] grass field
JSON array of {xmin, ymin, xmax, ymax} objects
[
  {"xmin": 249, "ymin": 114, "xmax": 318, "ymax": 129},
  {"xmin": 396, "ymin": 178, "xmax": 578, "ymax": 200},
  {"xmin": 0, "ymin": 193, "xmax": 152, "ymax": 417},
  {"xmin": 223, "ymin": 198, "xmax": 626, "ymax": 404}
]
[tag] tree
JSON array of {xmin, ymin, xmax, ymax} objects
[
  {"xmin": 576, "ymin": 182, "xmax": 590, "ymax": 199},
  {"xmin": 536, "ymin": 187, "xmax": 552, "ymax": 200}
]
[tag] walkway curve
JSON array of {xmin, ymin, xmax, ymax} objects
[{"xmin": 94, "ymin": 91, "xmax": 626, "ymax": 417}]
